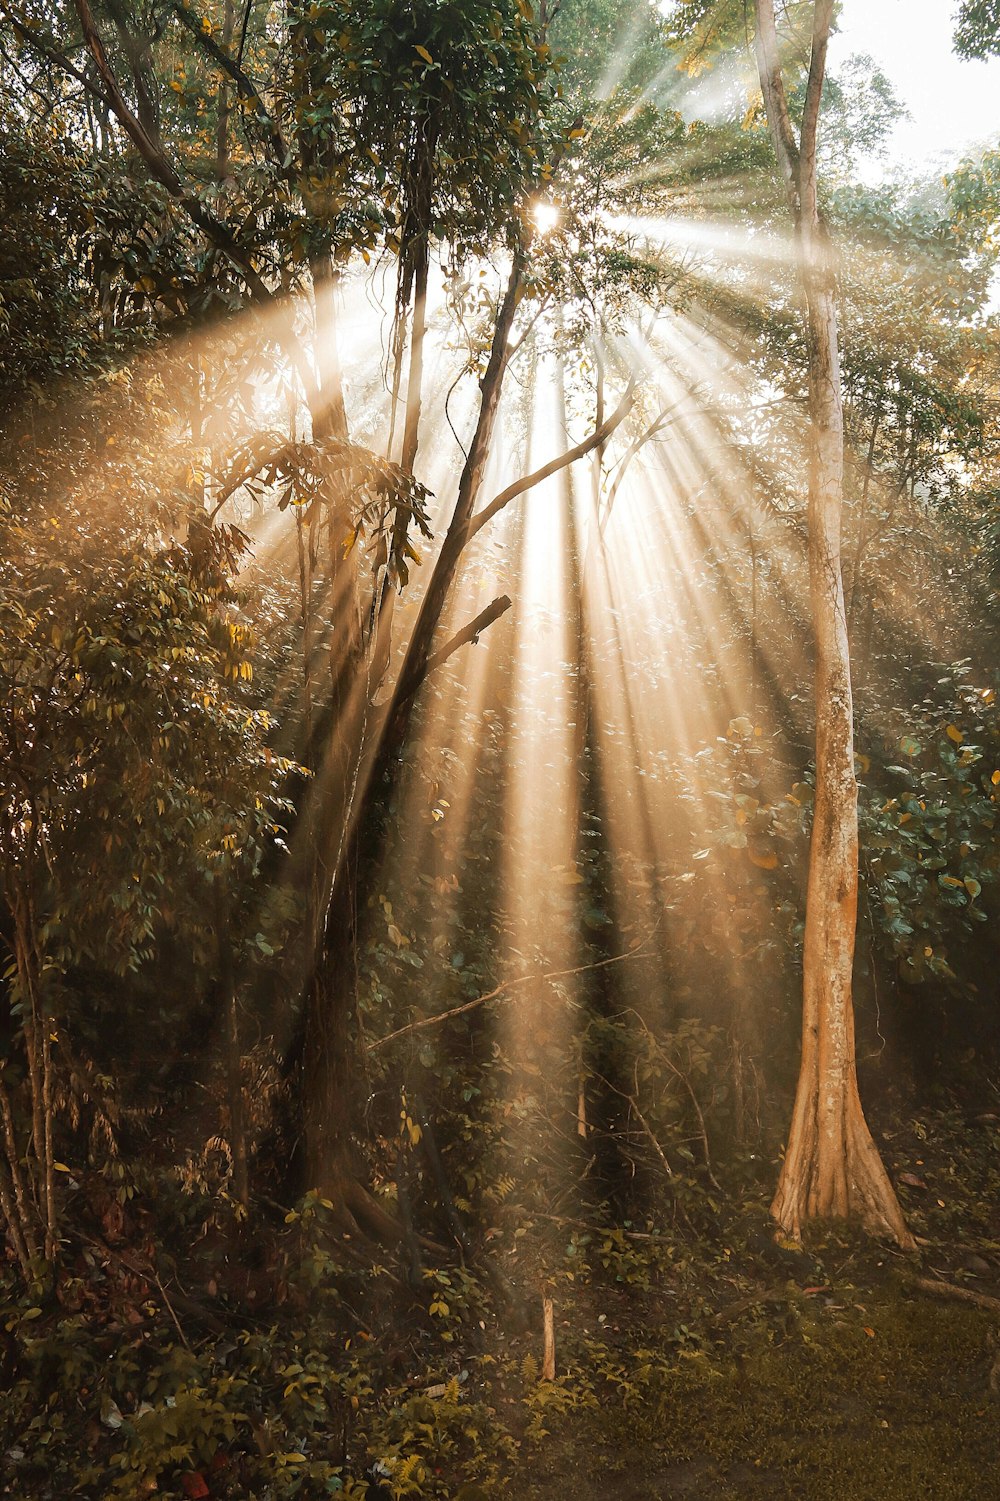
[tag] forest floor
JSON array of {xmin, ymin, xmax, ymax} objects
[
  {"xmin": 504, "ymin": 1258, "xmax": 1000, "ymax": 1501},
  {"xmin": 4, "ymin": 1100, "xmax": 1000, "ymax": 1500},
  {"xmin": 440, "ymin": 1101, "xmax": 1000, "ymax": 1501}
]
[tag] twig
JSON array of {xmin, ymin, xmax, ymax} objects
[
  {"xmin": 367, "ymin": 923, "xmax": 660, "ymax": 1052},
  {"xmin": 151, "ymin": 1267, "xmax": 194, "ymax": 1352},
  {"xmin": 629, "ymin": 1092, "xmax": 674, "ymax": 1181},
  {"xmin": 710, "ymin": 1288, "xmax": 792, "ymax": 1326},
  {"xmin": 540, "ymin": 1295, "xmax": 556, "ymax": 1381},
  {"xmin": 624, "ymin": 1008, "xmax": 722, "ymax": 1192},
  {"xmin": 592, "ymin": 1065, "xmax": 673, "ymax": 1181}
]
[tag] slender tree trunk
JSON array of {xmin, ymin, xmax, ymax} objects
[
  {"xmin": 310, "ymin": 256, "xmax": 349, "ymax": 444},
  {"xmin": 10, "ymin": 892, "xmax": 58, "ymax": 1261},
  {"xmin": 215, "ymin": 0, "xmax": 235, "ymax": 180},
  {"xmin": 215, "ymin": 883, "xmax": 248, "ymax": 1209},
  {"xmin": 0, "ymin": 1078, "xmax": 39, "ymax": 1266},
  {"xmin": 770, "ymin": 270, "xmax": 910, "ymax": 1244},
  {"xmin": 299, "ymin": 249, "xmax": 525, "ymax": 1198},
  {"xmin": 752, "ymin": 0, "xmax": 912, "ymax": 1246},
  {"xmin": 847, "ymin": 409, "xmax": 880, "ymax": 628}
]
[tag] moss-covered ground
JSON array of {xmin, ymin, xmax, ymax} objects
[{"xmin": 507, "ymin": 1283, "xmax": 998, "ymax": 1501}]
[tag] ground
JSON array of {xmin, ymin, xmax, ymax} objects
[
  {"xmin": 417, "ymin": 1103, "xmax": 1000, "ymax": 1501},
  {"xmin": 3, "ymin": 1102, "xmax": 999, "ymax": 1499}
]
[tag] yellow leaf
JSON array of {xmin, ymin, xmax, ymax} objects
[
  {"xmin": 414, "ymin": 44, "xmax": 433, "ymax": 63},
  {"xmin": 964, "ymin": 877, "xmax": 982, "ymax": 897},
  {"xmin": 991, "ymin": 770, "xmax": 1000, "ymax": 786},
  {"xmin": 946, "ymin": 723, "xmax": 963, "ymax": 744}
]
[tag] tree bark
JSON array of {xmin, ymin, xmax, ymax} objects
[
  {"xmin": 752, "ymin": 0, "xmax": 912, "ymax": 1247},
  {"xmin": 298, "ymin": 249, "xmax": 525, "ymax": 1197}
]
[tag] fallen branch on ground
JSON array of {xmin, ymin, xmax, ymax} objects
[{"xmin": 905, "ymin": 1274, "xmax": 1000, "ymax": 1315}]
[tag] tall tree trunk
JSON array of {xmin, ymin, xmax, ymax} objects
[
  {"xmin": 752, "ymin": 0, "xmax": 912, "ymax": 1246},
  {"xmin": 299, "ymin": 249, "xmax": 525, "ymax": 1198},
  {"xmin": 372, "ymin": 123, "xmax": 438, "ymax": 688}
]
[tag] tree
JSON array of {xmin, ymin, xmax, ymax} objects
[
  {"xmin": 0, "ymin": 485, "xmax": 297, "ymax": 1277},
  {"xmin": 954, "ymin": 0, "xmax": 1000, "ymax": 58},
  {"xmin": 749, "ymin": 0, "xmax": 912, "ymax": 1244}
]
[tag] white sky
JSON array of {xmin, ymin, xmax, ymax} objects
[{"xmin": 830, "ymin": 0, "xmax": 1000, "ymax": 178}]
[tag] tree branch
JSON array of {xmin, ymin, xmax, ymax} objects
[
  {"xmin": 70, "ymin": 0, "xmax": 271, "ymax": 300},
  {"xmin": 752, "ymin": 0, "xmax": 801, "ymax": 211},
  {"xmin": 468, "ymin": 375, "xmax": 637, "ymax": 541},
  {"xmin": 67, "ymin": 0, "xmax": 322, "ymax": 411},
  {"xmin": 0, "ymin": 2, "xmax": 114, "ymax": 109},
  {"xmin": 417, "ymin": 594, "xmax": 512, "ymax": 685},
  {"xmin": 905, "ymin": 1275, "xmax": 1000, "ymax": 1315},
  {"xmin": 798, "ymin": 0, "xmax": 835, "ymax": 224},
  {"xmin": 599, "ymin": 391, "xmax": 708, "ymax": 533},
  {"xmin": 367, "ymin": 924, "xmax": 658, "ymax": 1053},
  {"xmin": 72, "ymin": 0, "xmax": 183, "ymax": 191},
  {"xmin": 169, "ymin": 0, "xmax": 291, "ymax": 170}
]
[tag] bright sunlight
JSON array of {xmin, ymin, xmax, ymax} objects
[{"xmin": 2, "ymin": 1, "xmax": 1000, "ymax": 1496}]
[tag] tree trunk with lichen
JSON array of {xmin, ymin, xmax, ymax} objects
[{"xmin": 752, "ymin": 0, "xmax": 913, "ymax": 1247}]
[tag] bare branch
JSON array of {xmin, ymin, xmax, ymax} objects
[
  {"xmin": 599, "ymin": 391, "xmax": 709, "ymax": 533},
  {"xmin": 469, "ymin": 375, "xmax": 637, "ymax": 541},
  {"xmin": 419, "ymin": 594, "xmax": 512, "ymax": 683},
  {"xmin": 367, "ymin": 924, "xmax": 659, "ymax": 1053},
  {"xmin": 905, "ymin": 1275, "xmax": 1000, "ymax": 1315}
]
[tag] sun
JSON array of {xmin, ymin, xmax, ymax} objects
[{"xmin": 530, "ymin": 199, "xmax": 561, "ymax": 236}]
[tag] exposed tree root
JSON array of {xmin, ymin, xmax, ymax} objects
[
  {"xmin": 325, "ymin": 1172, "xmax": 448, "ymax": 1259},
  {"xmin": 771, "ymin": 1071, "xmax": 915, "ymax": 1249}
]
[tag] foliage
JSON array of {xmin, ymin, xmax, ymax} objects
[
  {"xmin": 1, "ymin": 2, "xmax": 1000, "ymax": 1493},
  {"xmin": 953, "ymin": 0, "xmax": 1000, "ymax": 59}
]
